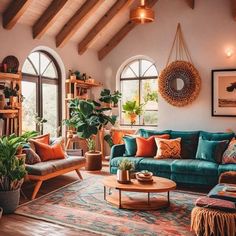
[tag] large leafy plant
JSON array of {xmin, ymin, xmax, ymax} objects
[
  {"xmin": 99, "ymin": 89, "xmax": 122, "ymax": 106},
  {"xmin": 0, "ymin": 135, "xmax": 27, "ymax": 191},
  {"xmin": 64, "ymin": 99, "xmax": 116, "ymax": 151}
]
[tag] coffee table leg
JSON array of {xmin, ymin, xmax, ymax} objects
[
  {"xmin": 148, "ymin": 192, "xmax": 150, "ymax": 205},
  {"xmin": 167, "ymin": 191, "xmax": 170, "ymax": 205},
  {"xmin": 104, "ymin": 186, "xmax": 106, "ymax": 200},
  {"xmin": 119, "ymin": 189, "xmax": 122, "ymax": 209}
]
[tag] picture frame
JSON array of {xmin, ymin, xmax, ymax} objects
[{"xmin": 212, "ymin": 69, "xmax": 236, "ymax": 117}]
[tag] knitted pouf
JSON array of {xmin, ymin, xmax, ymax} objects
[{"xmin": 191, "ymin": 207, "xmax": 236, "ymax": 236}]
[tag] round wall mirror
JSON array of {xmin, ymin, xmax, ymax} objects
[{"xmin": 158, "ymin": 61, "xmax": 201, "ymax": 107}]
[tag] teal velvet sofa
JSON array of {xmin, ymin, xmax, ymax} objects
[{"xmin": 110, "ymin": 129, "xmax": 236, "ymax": 186}]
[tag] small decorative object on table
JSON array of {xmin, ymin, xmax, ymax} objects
[
  {"xmin": 117, "ymin": 158, "xmax": 134, "ymax": 184},
  {"xmin": 136, "ymin": 170, "xmax": 153, "ymax": 183}
]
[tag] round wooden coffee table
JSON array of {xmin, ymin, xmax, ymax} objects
[{"xmin": 103, "ymin": 176, "xmax": 176, "ymax": 210}]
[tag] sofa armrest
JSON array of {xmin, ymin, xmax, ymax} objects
[{"xmin": 110, "ymin": 144, "xmax": 125, "ymax": 160}]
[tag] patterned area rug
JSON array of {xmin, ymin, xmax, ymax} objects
[{"xmin": 16, "ymin": 176, "xmax": 203, "ymax": 236}]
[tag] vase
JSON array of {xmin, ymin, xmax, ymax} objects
[
  {"xmin": 117, "ymin": 170, "xmax": 131, "ymax": 184},
  {"xmin": 0, "ymin": 188, "xmax": 20, "ymax": 214}
]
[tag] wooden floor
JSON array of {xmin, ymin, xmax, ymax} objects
[{"xmin": 0, "ymin": 168, "xmax": 107, "ymax": 236}]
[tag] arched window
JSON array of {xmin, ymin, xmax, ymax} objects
[
  {"xmin": 22, "ymin": 51, "xmax": 61, "ymax": 136},
  {"xmin": 120, "ymin": 58, "xmax": 158, "ymax": 126}
]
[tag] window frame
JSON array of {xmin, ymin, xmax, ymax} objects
[
  {"xmin": 120, "ymin": 58, "xmax": 158, "ymax": 127},
  {"xmin": 22, "ymin": 50, "xmax": 62, "ymax": 133}
]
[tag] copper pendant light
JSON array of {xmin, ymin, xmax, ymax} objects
[{"xmin": 130, "ymin": 0, "xmax": 155, "ymax": 24}]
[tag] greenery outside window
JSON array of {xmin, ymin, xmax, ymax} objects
[
  {"xmin": 22, "ymin": 51, "xmax": 61, "ymax": 136},
  {"xmin": 120, "ymin": 58, "xmax": 158, "ymax": 126}
]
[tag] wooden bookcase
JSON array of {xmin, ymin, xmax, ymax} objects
[
  {"xmin": 65, "ymin": 78, "xmax": 102, "ymax": 152},
  {"xmin": 0, "ymin": 72, "xmax": 22, "ymax": 136}
]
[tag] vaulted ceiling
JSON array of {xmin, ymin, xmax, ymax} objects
[{"xmin": 4, "ymin": 0, "xmax": 234, "ymax": 60}]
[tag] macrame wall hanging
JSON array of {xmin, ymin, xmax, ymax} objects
[{"xmin": 158, "ymin": 23, "xmax": 201, "ymax": 107}]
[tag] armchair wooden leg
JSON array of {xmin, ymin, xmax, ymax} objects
[
  {"xmin": 75, "ymin": 169, "xmax": 83, "ymax": 180},
  {"xmin": 32, "ymin": 180, "xmax": 43, "ymax": 200}
]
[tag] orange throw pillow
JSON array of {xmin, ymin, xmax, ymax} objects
[
  {"xmin": 32, "ymin": 141, "xmax": 65, "ymax": 162},
  {"xmin": 32, "ymin": 133, "xmax": 50, "ymax": 144},
  {"xmin": 136, "ymin": 134, "xmax": 170, "ymax": 157}
]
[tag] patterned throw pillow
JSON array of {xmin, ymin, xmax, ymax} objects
[
  {"xmin": 222, "ymin": 138, "xmax": 236, "ymax": 164},
  {"xmin": 22, "ymin": 148, "xmax": 41, "ymax": 165},
  {"xmin": 155, "ymin": 138, "xmax": 181, "ymax": 159}
]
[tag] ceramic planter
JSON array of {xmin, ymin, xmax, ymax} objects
[
  {"xmin": 10, "ymin": 96, "xmax": 18, "ymax": 108},
  {"xmin": 0, "ymin": 188, "xmax": 20, "ymax": 214},
  {"xmin": 130, "ymin": 113, "xmax": 137, "ymax": 125},
  {"xmin": 117, "ymin": 170, "xmax": 131, "ymax": 184},
  {"xmin": 85, "ymin": 151, "xmax": 102, "ymax": 171}
]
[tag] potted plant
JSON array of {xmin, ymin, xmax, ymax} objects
[
  {"xmin": 99, "ymin": 89, "xmax": 122, "ymax": 108},
  {"xmin": 0, "ymin": 135, "xmax": 27, "ymax": 214},
  {"xmin": 34, "ymin": 114, "xmax": 47, "ymax": 135},
  {"xmin": 64, "ymin": 98, "xmax": 116, "ymax": 171},
  {"xmin": 117, "ymin": 158, "xmax": 134, "ymax": 184},
  {"xmin": 16, "ymin": 131, "xmax": 39, "ymax": 155},
  {"xmin": 122, "ymin": 100, "xmax": 143, "ymax": 126}
]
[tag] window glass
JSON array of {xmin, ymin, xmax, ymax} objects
[
  {"xmin": 120, "ymin": 58, "xmax": 158, "ymax": 126},
  {"xmin": 42, "ymin": 83, "xmax": 58, "ymax": 137},
  {"xmin": 22, "ymin": 59, "xmax": 37, "ymax": 75},
  {"xmin": 22, "ymin": 51, "xmax": 60, "ymax": 136},
  {"xmin": 22, "ymin": 81, "xmax": 37, "ymax": 132}
]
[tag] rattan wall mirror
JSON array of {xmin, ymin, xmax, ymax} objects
[{"xmin": 158, "ymin": 24, "xmax": 201, "ymax": 107}]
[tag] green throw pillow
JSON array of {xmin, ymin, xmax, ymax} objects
[
  {"xmin": 196, "ymin": 138, "xmax": 229, "ymax": 163},
  {"xmin": 138, "ymin": 129, "xmax": 171, "ymax": 138},
  {"xmin": 123, "ymin": 136, "xmax": 137, "ymax": 156},
  {"xmin": 200, "ymin": 131, "xmax": 234, "ymax": 141}
]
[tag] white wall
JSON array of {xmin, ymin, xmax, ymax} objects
[
  {"xmin": 0, "ymin": 18, "xmax": 103, "ymax": 119},
  {"xmin": 101, "ymin": 0, "xmax": 236, "ymax": 132}
]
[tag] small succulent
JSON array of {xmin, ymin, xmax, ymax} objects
[{"xmin": 118, "ymin": 158, "xmax": 134, "ymax": 171}]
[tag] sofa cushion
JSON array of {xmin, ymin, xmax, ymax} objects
[
  {"xmin": 138, "ymin": 129, "xmax": 171, "ymax": 138},
  {"xmin": 110, "ymin": 157, "xmax": 144, "ymax": 170},
  {"xmin": 218, "ymin": 164, "xmax": 236, "ymax": 175},
  {"xmin": 136, "ymin": 136, "xmax": 157, "ymax": 157},
  {"xmin": 200, "ymin": 131, "xmax": 234, "ymax": 141},
  {"xmin": 171, "ymin": 159, "xmax": 219, "ymax": 176},
  {"xmin": 170, "ymin": 131, "xmax": 200, "ymax": 159},
  {"xmin": 155, "ymin": 138, "xmax": 181, "ymax": 159},
  {"xmin": 222, "ymin": 138, "xmax": 236, "ymax": 164},
  {"xmin": 139, "ymin": 158, "xmax": 175, "ymax": 173},
  {"xmin": 123, "ymin": 136, "xmax": 137, "ymax": 156},
  {"xmin": 196, "ymin": 138, "xmax": 229, "ymax": 163},
  {"xmin": 26, "ymin": 156, "xmax": 85, "ymax": 176}
]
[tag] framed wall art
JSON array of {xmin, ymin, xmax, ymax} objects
[{"xmin": 212, "ymin": 69, "xmax": 236, "ymax": 117}]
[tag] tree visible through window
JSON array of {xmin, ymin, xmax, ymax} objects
[
  {"xmin": 120, "ymin": 59, "xmax": 158, "ymax": 126},
  {"xmin": 22, "ymin": 51, "xmax": 61, "ymax": 136}
]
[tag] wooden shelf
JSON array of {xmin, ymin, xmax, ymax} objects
[
  {"xmin": 65, "ymin": 79, "xmax": 102, "ymax": 88},
  {"xmin": 0, "ymin": 109, "xmax": 19, "ymax": 114},
  {"xmin": 0, "ymin": 72, "xmax": 21, "ymax": 80}
]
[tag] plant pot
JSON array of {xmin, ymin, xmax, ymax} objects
[
  {"xmin": 0, "ymin": 101, "xmax": 4, "ymax": 110},
  {"xmin": 85, "ymin": 151, "xmax": 102, "ymax": 171},
  {"xmin": 0, "ymin": 188, "xmax": 20, "ymax": 214},
  {"xmin": 117, "ymin": 170, "xmax": 131, "ymax": 184},
  {"xmin": 10, "ymin": 96, "xmax": 18, "ymax": 108},
  {"xmin": 102, "ymin": 102, "xmax": 112, "ymax": 108},
  {"xmin": 130, "ymin": 113, "xmax": 137, "ymax": 125}
]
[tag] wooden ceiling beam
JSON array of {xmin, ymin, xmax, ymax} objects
[
  {"xmin": 186, "ymin": 0, "xmax": 195, "ymax": 9},
  {"xmin": 78, "ymin": 0, "xmax": 133, "ymax": 55},
  {"xmin": 56, "ymin": 0, "xmax": 104, "ymax": 48},
  {"xmin": 33, "ymin": 0, "xmax": 69, "ymax": 39},
  {"xmin": 231, "ymin": 0, "xmax": 236, "ymax": 21},
  {"xmin": 98, "ymin": 0, "xmax": 159, "ymax": 60},
  {"xmin": 3, "ymin": 0, "xmax": 32, "ymax": 29}
]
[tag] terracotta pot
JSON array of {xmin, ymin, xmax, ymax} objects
[
  {"xmin": 85, "ymin": 151, "xmax": 102, "ymax": 171},
  {"xmin": 130, "ymin": 113, "xmax": 137, "ymax": 125},
  {"xmin": 117, "ymin": 170, "xmax": 131, "ymax": 184},
  {"xmin": 0, "ymin": 101, "xmax": 4, "ymax": 110}
]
